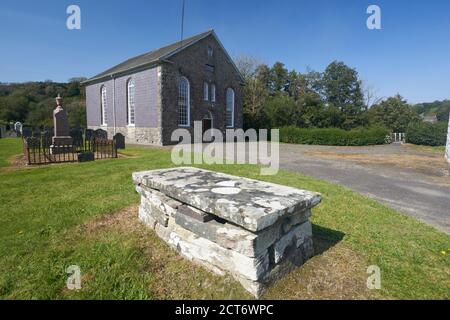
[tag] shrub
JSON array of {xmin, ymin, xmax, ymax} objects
[
  {"xmin": 405, "ymin": 121, "xmax": 447, "ymax": 146},
  {"xmin": 279, "ymin": 126, "xmax": 389, "ymax": 146}
]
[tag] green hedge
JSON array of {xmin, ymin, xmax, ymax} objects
[
  {"xmin": 406, "ymin": 121, "xmax": 447, "ymax": 146},
  {"xmin": 279, "ymin": 126, "xmax": 390, "ymax": 146}
]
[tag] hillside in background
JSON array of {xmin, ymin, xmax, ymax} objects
[
  {"xmin": 413, "ymin": 100, "xmax": 450, "ymax": 122},
  {"xmin": 0, "ymin": 79, "xmax": 86, "ymax": 128},
  {"xmin": 0, "ymin": 78, "xmax": 449, "ymax": 132}
]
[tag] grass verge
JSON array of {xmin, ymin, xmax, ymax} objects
[{"xmin": 0, "ymin": 138, "xmax": 448, "ymax": 299}]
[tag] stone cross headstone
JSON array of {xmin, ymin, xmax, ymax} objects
[
  {"xmin": 14, "ymin": 122, "xmax": 22, "ymax": 137},
  {"xmin": 446, "ymin": 113, "xmax": 450, "ymax": 163},
  {"xmin": 51, "ymin": 95, "xmax": 73, "ymax": 154}
]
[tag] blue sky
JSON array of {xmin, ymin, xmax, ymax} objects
[{"xmin": 0, "ymin": 0, "xmax": 449, "ymax": 103}]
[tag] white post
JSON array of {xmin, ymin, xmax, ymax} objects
[{"xmin": 445, "ymin": 113, "xmax": 450, "ymax": 163}]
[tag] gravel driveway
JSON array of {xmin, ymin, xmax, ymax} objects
[
  {"xmin": 277, "ymin": 143, "xmax": 450, "ymax": 234},
  {"xmin": 164, "ymin": 142, "xmax": 450, "ymax": 233}
]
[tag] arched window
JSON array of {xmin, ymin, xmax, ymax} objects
[
  {"xmin": 211, "ymin": 84, "xmax": 216, "ymax": 103},
  {"xmin": 226, "ymin": 88, "xmax": 235, "ymax": 128},
  {"xmin": 127, "ymin": 79, "xmax": 136, "ymax": 125},
  {"xmin": 203, "ymin": 82, "xmax": 209, "ymax": 101},
  {"xmin": 101, "ymin": 86, "xmax": 107, "ymax": 125},
  {"xmin": 178, "ymin": 77, "xmax": 190, "ymax": 126}
]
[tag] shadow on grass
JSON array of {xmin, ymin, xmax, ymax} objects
[{"xmin": 312, "ymin": 224, "xmax": 345, "ymax": 256}]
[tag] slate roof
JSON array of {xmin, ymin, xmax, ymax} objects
[{"xmin": 83, "ymin": 30, "xmax": 217, "ymax": 85}]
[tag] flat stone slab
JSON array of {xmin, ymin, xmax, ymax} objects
[{"xmin": 133, "ymin": 167, "xmax": 321, "ymax": 232}]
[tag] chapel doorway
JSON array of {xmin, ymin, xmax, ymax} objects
[{"xmin": 202, "ymin": 112, "xmax": 213, "ymax": 142}]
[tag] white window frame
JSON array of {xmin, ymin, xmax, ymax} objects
[
  {"xmin": 203, "ymin": 82, "xmax": 209, "ymax": 101},
  {"xmin": 127, "ymin": 79, "xmax": 136, "ymax": 126},
  {"xmin": 211, "ymin": 84, "xmax": 216, "ymax": 103},
  {"xmin": 178, "ymin": 76, "xmax": 190, "ymax": 127},
  {"xmin": 226, "ymin": 88, "xmax": 235, "ymax": 128},
  {"xmin": 101, "ymin": 85, "xmax": 107, "ymax": 126}
]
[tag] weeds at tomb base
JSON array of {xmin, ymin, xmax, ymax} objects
[{"xmin": 0, "ymin": 138, "xmax": 448, "ymax": 300}]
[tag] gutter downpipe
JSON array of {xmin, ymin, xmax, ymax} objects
[{"xmin": 111, "ymin": 74, "xmax": 116, "ymax": 136}]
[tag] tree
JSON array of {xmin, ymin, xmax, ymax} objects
[
  {"xmin": 0, "ymin": 92, "xmax": 30, "ymax": 122},
  {"xmin": 235, "ymin": 55, "xmax": 270, "ymax": 129},
  {"xmin": 368, "ymin": 94, "xmax": 421, "ymax": 132},
  {"xmin": 262, "ymin": 94, "xmax": 298, "ymax": 128},
  {"xmin": 321, "ymin": 61, "xmax": 365, "ymax": 128},
  {"xmin": 234, "ymin": 55, "xmax": 260, "ymax": 80},
  {"xmin": 270, "ymin": 62, "xmax": 289, "ymax": 92},
  {"xmin": 362, "ymin": 81, "xmax": 382, "ymax": 108}
]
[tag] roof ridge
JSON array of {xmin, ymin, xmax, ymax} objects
[{"xmin": 83, "ymin": 29, "xmax": 214, "ymax": 84}]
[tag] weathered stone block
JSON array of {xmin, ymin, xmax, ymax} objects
[
  {"xmin": 133, "ymin": 167, "xmax": 321, "ymax": 232},
  {"xmin": 175, "ymin": 207, "xmax": 311, "ymax": 257},
  {"xmin": 139, "ymin": 205, "xmax": 157, "ymax": 229},
  {"xmin": 141, "ymin": 198, "xmax": 169, "ymax": 227},
  {"xmin": 274, "ymin": 221, "xmax": 313, "ymax": 264},
  {"xmin": 133, "ymin": 167, "xmax": 321, "ymax": 297}
]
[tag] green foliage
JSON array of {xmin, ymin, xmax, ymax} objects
[
  {"xmin": 0, "ymin": 80, "xmax": 86, "ymax": 127},
  {"xmin": 406, "ymin": 121, "xmax": 448, "ymax": 146},
  {"xmin": 236, "ymin": 57, "xmax": 370, "ymax": 130},
  {"xmin": 414, "ymin": 100, "xmax": 450, "ymax": 122},
  {"xmin": 368, "ymin": 94, "xmax": 421, "ymax": 132},
  {"xmin": 280, "ymin": 126, "xmax": 389, "ymax": 146},
  {"xmin": 321, "ymin": 61, "xmax": 366, "ymax": 128}
]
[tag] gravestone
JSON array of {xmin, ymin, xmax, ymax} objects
[
  {"xmin": 113, "ymin": 133, "xmax": 125, "ymax": 149},
  {"xmin": 41, "ymin": 130, "xmax": 52, "ymax": 148},
  {"xmin": 94, "ymin": 129, "xmax": 108, "ymax": 140},
  {"xmin": 133, "ymin": 167, "xmax": 322, "ymax": 297},
  {"xmin": 51, "ymin": 95, "xmax": 73, "ymax": 154},
  {"xmin": 32, "ymin": 128, "xmax": 41, "ymax": 138},
  {"xmin": 0, "ymin": 125, "xmax": 5, "ymax": 138},
  {"xmin": 85, "ymin": 129, "xmax": 94, "ymax": 141},
  {"xmin": 70, "ymin": 128, "xmax": 84, "ymax": 149},
  {"xmin": 14, "ymin": 122, "xmax": 22, "ymax": 137},
  {"xmin": 446, "ymin": 113, "xmax": 450, "ymax": 163},
  {"xmin": 22, "ymin": 127, "xmax": 33, "ymax": 138}
]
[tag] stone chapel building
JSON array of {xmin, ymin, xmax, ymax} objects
[{"xmin": 83, "ymin": 30, "xmax": 244, "ymax": 145}]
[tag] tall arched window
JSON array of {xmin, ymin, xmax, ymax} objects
[
  {"xmin": 127, "ymin": 79, "xmax": 136, "ymax": 125},
  {"xmin": 226, "ymin": 88, "xmax": 235, "ymax": 128},
  {"xmin": 101, "ymin": 86, "xmax": 107, "ymax": 125},
  {"xmin": 178, "ymin": 77, "xmax": 190, "ymax": 126}
]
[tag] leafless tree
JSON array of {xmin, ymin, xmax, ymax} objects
[
  {"xmin": 362, "ymin": 80, "xmax": 383, "ymax": 108},
  {"xmin": 234, "ymin": 55, "xmax": 263, "ymax": 79}
]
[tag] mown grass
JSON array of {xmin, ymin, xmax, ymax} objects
[
  {"xmin": 0, "ymin": 137, "xmax": 22, "ymax": 168},
  {"xmin": 0, "ymin": 138, "xmax": 448, "ymax": 299}
]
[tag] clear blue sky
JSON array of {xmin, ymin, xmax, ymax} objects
[{"xmin": 0, "ymin": 0, "xmax": 449, "ymax": 103}]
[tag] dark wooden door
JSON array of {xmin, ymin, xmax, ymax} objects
[{"xmin": 202, "ymin": 119, "xmax": 212, "ymax": 142}]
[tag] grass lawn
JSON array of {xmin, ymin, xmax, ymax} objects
[{"xmin": 0, "ymin": 138, "xmax": 448, "ymax": 299}]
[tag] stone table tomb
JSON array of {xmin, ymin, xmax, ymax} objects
[{"xmin": 132, "ymin": 167, "xmax": 322, "ymax": 297}]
